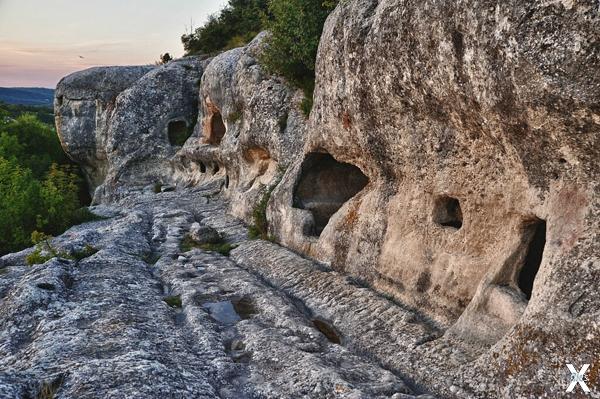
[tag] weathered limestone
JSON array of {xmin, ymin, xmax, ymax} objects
[
  {"xmin": 0, "ymin": 189, "xmax": 416, "ymax": 399},
  {"xmin": 267, "ymin": 1, "xmax": 599, "ymax": 397},
  {"xmin": 30, "ymin": 1, "xmax": 600, "ymax": 397},
  {"xmin": 174, "ymin": 34, "xmax": 307, "ymax": 223},
  {"xmin": 55, "ymin": 59, "xmax": 205, "ymax": 203}
]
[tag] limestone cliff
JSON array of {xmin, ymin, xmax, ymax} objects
[{"xmin": 1, "ymin": 2, "xmax": 598, "ymax": 398}]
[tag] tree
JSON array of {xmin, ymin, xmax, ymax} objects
[
  {"xmin": 0, "ymin": 157, "xmax": 42, "ymax": 253},
  {"xmin": 181, "ymin": 0, "xmax": 268, "ymax": 55},
  {"xmin": 158, "ymin": 53, "xmax": 173, "ymax": 65}
]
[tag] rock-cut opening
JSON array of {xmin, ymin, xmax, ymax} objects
[
  {"xmin": 432, "ymin": 196, "xmax": 463, "ymax": 229},
  {"xmin": 207, "ymin": 111, "xmax": 226, "ymax": 145},
  {"xmin": 518, "ymin": 219, "xmax": 546, "ymax": 300},
  {"xmin": 168, "ymin": 120, "xmax": 191, "ymax": 146},
  {"xmin": 293, "ymin": 152, "xmax": 368, "ymax": 237}
]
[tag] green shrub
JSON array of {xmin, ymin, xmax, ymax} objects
[
  {"xmin": 26, "ymin": 231, "xmax": 73, "ymax": 265},
  {"xmin": 181, "ymin": 0, "xmax": 337, "ymax": 115},
  {"xmin": 0, "ymin": 158, "xmax": 43, "ymax": 253},
  {"xmin": 37, "ymin": 164, "xmax": 83, "ymax": 235},
  {"xmin": 26, "ymin": 248, "xmax": 53, "ymax": 266},
  {"xmin": 164, "ymin": 295, "xmax": 182, "ymax": 308},
  {"xmin": 181, "ymin": 0, "xmax": 268, "ymax": 55},
  {"xmin": 0, "ymin": 104, "xmax": 91, "ymax": 256},
  {"xmin": 0, "ymin": 113, "xmax": 68, "ymax": 177},
  {"xmin": 260, "ymin": 0, "xmax": 338, "ymax": 115}
]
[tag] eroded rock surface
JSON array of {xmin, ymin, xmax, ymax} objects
[
  {"xmin": 268, "ymin": 2, "xmax": 599, "ymax": 396},
  {"xmin": 0, "ymin": 189, "xmax": 420, "ymax": 399},
  {"xmin": 173, "ymin": 34, "xmax": 307, "ymax": 222},
  {"xmin": 16, "ymin": 1, "xmax": 600, "ymax": 397},
  {"xmin": 56, "ymin": 58, "xmax": 206, "ymax": 202}
]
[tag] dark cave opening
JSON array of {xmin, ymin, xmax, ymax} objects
[
  {"xmin": 208, "ymin": 111, "xmax": 226, "ymax": 145},
  {"xmin": 518, "ymin": 219, "xmax": 546, "ymax": 300},
  {"xmin": 168, "ymin": 120, "xmax": 191, "ymax": 146},
  {"xmin": 293, "ymin": 152, "xmax": 368, "ymax": 237},
  {"xmin": 432, "ymin": 196, "xmax": 463, "ymax": 229},
  {"xmin": 199, "ymin": 161, "xmax": 206, "ymax": 173},
  {"xmin": 312, "ymin": 319, "xmax": 341, "ymax": 344}
]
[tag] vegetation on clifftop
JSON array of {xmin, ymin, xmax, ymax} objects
[
  {"xmin": 182, "ymin": 0, "xmax": 338, "ymax": 114},
  {"xmin": 182, "ymin": 0, "xmax": 268, "ymax": 55}
]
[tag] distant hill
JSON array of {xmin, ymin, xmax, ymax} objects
[{"xmin": 0, "ymin": 87, "xmax": 55, "ymax": 106}]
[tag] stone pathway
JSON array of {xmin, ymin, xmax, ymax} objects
[{"xmin": 0, "ymin": 187, "xmax": 467, "ymax": 398}]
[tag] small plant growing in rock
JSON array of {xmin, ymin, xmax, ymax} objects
[
  {"xmin": 164, "ymin": 295, "xmax": 182, "ymax": 308},
  {"xmin": 248, "ymin": 171, "xmax": 284, "ymax": 241},
  {"xmin": 26, "ymin": 231, "xmax": 65, "ymax": 266},
  {"xmin": 142, "ymin": 252, "xmax": 161, "ymax": 265},
  {"xmin": 228, "ymin": 110, "xmax": 242, "ymax": 123},
  {"xmin": 153, "ymin": 183, "xmax": 163, "ymax": 193},
  {"xmin": 156, "ymin": 53, "xmax": 173, "ymax": 65},
  {"xmin": 71, "ymin": 244, "xmax": 98, "ymax": 261},
  {"xmin": 37, "ymin": 376, "xmax": 63, "ymax": 398},
  {"xmin": 180, "ymin": 234, "xmax": 237, "ymax": 256},
  {"xmin": 278, "ymin": 113, "xmax": 288, "ymax": 132},
  {"xmin": 300, "ymin": 96, "xmax": 313, "ymax": 117},
  {"xmin": 26, "ymin": 232, "xmax": 97, "ymax": 265}
]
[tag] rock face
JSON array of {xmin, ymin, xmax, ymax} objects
[
  {"xmin": 55, "ymin": 66, "xmax": 155, "ymax": 191},
  {"xmin": 56, "ymin": 58, "xmax": 205, "ymax": 202},
  {"xmin": 173, "ymin": 34, "xmax": 307, "ymax": 221},
  {"xmin": 268, "ymin": 0, "xmax": 600, "ymax": 396},
  {"xmin": 10, "ymin": 1, "xmax": 598, "ymax": 398}
]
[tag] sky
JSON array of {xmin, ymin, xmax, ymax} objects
[{"xmin": 0, "ymin": 0, "xmax": 226, "ymax": 88}]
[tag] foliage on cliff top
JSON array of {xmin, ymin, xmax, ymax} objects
[
  {"xmin": 182, "ymin": 0, "xmax": 268, "ymax": 55},
  {"xmin": 182, "ymin": 0, "xmax": 338, "ymax": 114},
  {"xmin": 260, "ymin": 0, "xmax": 338, "ymax": 114}
]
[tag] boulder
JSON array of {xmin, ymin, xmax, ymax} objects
[{"xmin": 55, "ymin": 58, "xmax": 206, "ymax": 202}]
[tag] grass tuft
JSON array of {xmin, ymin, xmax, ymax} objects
[
  {"xmin": 164, "ymin": 295, "xmax": 182, "ymax": 308},
  {"xmin": 37, "ymin": 376, "xmax": 63, "ymax": 399},
  {"xmin": 180, "ymin": 235, "xmax": 236, "ymax": 256},
  {"xmin": 228, "ymin": 110, "xmax": 242, "ymax": 123}
]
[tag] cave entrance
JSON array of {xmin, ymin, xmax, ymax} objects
[
  {"xmin": 432, "ymin": 195, "xmax": 463, "ymax": 229},
  {"xmin": 168, "ymin": 120, "xmax": 191, "ymax": 146},
  {"xmin": 518, "ymin": 219, "xmax": 546, "ymax": 300},
  {"xmin": 207, "ymin": 111, "xmax": 226, "ymax": 145},
  {"xmin": 293, "ymin": 152, "xmax": 368, "ymax": 237}
]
